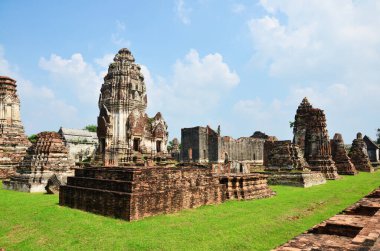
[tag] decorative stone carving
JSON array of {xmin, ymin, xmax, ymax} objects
[
  {"xmin": 96, "ymin": 48, "xmax": 168, "ymax": 166},
  {"xmin": 3, "ymin": 132, "xmax": 74, "ymax": 193},
  {"xmin": 349, "ymin": 132, "xmax": 374, "ymax": 172},
  {"xmin": 293, "ymin": 97, "xmax": 339, "ymax": 179},
  {"xmin": 0, "ymin": 76, "xmax": 31, "ymax": 179},
  {"xmin": 330, "ymin": 133, "xmax": 358, "ymax": 175}
]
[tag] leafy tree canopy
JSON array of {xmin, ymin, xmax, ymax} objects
[
  {"xmin": 28, "ymin": 134, "xmax": 38, "ymax": 143},
  {"xmin": 84, "ymin": 125, "xmax": 97, "ymax": 133}
]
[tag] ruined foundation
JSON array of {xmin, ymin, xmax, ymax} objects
[
  {"xmin": 60, "ymin": 166, "xmax": 275, "ymax": 221},
  {"xmin": 262, "ymin": 172, "xmax": 326, "ymax": 188},
  {"xmin": 275, "ymin": 186, "xmax": 380, "ymax": 250}
]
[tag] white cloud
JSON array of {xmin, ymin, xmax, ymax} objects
[
  {"xmin": 39, "ymin": 53, "xmax": 104, "ymax": 104},
  {"xmin": 242, "ymin": 0, "xmax": 380, "ymax": 140},
  {"xmin": 175, "ymin": 0, "xmax": 192, "ymax": 25},
  {"xmin": 111, "ymin": 20, "xmax": 131, "ymax": 47},
  {"xmin": 0, "ymin": 45, "xmax": 80, "ymax": 134},
  {"xmin": 144, "ymin": 49, "xmax": 239, "ymax": 138},
  {"xmin": 95, "ymin": 53, "xmax": 114, "ymax": 68},
  {"xmin": 232, "ymin": 3, "xmax": 246, "ymax": 14}
]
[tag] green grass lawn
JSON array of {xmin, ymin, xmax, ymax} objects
[{"xmin": 1, "ymin": 172, "xmax": 380, "ymax": 251}]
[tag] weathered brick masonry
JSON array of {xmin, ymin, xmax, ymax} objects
[
  {"xmin": 60, "ymin": 166, "xmax": 275, "ymax": 221},
  {"xmin": 0, "ymin": 76, "xmax": 30, "ymax": 179},
  {"xmin": 275, "ymin": 186, "xmax": 380, "ymax": 250}
]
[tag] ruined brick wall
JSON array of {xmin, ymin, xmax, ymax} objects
[
  {"xmin": 181, "ymin": 127, "xmax": 201, "ymax": 162},
  {"xmin": 221, "ymin": 137, "xmax": 264, "ymax": 164},
  {"xmin": 181, "ymin": 125, "xmax": 264, "ymax": 164}
]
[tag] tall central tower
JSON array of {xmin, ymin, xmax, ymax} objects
[{"xmin": 97, "ymin": 48, "xmax": 168, "ymax": 166}]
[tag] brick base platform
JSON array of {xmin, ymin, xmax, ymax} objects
[
  {"xmin": 275, "ymin": 186, "xmax": 380, "ymax": 250},
  {"xmin": 60, "ymin": 166, "xmax": 275, "ymax": 221},
  {"xmin": 259, "ymin": 171, "xmax": 326, "ymax": 188}
]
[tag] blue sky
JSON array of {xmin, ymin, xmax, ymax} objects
[{"xmin": 0, "ymin": 0, "xmax": 379, "ymax": 143}]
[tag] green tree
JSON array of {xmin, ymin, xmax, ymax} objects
[
  {"xmin": 167, "ymin": 140, "xmax": 174, "ymax": 152},
  {"xmin": 376, "ymin": 128, "xmax": 380, "ymax": 144},
  {"xmin": 289, "ymin": 121, "xmax": 295, "ymax": 128},
  {"xmin": 28, "ymin": 134, "xmax": 38, "ymax": 143},
  {"xmin": 84, "ymin": 125, "xmax": 97, "ymax": 133}
]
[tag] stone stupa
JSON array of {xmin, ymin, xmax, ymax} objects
[
  {"xmin": 0, "ymin": 76, "xmax": 30, "ymax": 179},
  {"xmin": 293, "ymin": 97, "xmax": 339, "ymax": 179}
]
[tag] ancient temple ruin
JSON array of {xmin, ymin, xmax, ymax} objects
[
  {"xmin": 349, "ymin": 132, "xmax": 374, "ymax": 172},
  {"xmin": 3, "ymin": 132, "xmax": 75, "ymax": 193},
  {"xmin": 181, "ymin": 126, "xmax": 264, "ymax": 166},
  {"xmin": 330, "ymin": 133, "xmax": 357, "ymax": 175},
  {"xmin": 0, "ymin": 76, "xmax": 30, "ymax": 179},
  {"xmin": 293, "ymin": 98, "xmax": 339, "ymax": 179},
  {"xmin": 97, "ymin": 48, "xmax": 168, "ymax": 166}
]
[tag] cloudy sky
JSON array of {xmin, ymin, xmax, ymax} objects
[{"xmin": 0, "ymin": 0, "xmax": 379, "ymax": 142}]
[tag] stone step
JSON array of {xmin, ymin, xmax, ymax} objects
[
  {"xmin": 74, "ymin": 168, "xmax": 140, "ymax": 181},
  {"xmin": 67, "ymin": 176, "xmax": 133, "ymax": 193},
  {"xmin": 59, "ymin": 185, "xmax": 131, "ymax": 220}
]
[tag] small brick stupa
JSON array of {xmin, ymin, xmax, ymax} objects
[
  {"xmin": 265, "ymin": 140, "xmax": 310, "ymax": 171},
  {"xmin": 3, "ymin": 132, "xmax": 74, "ymax": 193},
  {"xmin": 0, "ymin": 76, "xmax": 30, "ymax": 179},
  {"xmin": 330, "ymin": 133, "xmax": 357, "ymax": 175},
  {"xmin": 348, "ymin": 132, "xmax": 374, "ymax": 172},
  {"xmin": 293, "ymin": 98, "xmax": 339, "ymax": 179}
]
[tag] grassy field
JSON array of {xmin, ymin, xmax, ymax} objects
[{"xmin": 1, "ymin": 172, "xmax": 380, "ymax": 251}]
